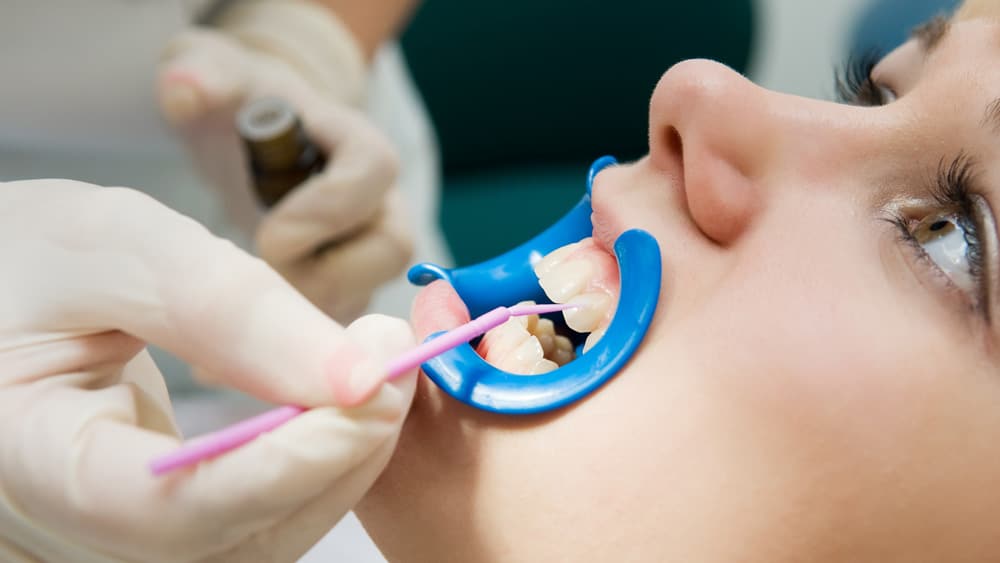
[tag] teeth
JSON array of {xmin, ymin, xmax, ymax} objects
[
  {"xmin": 535, "ymin": 318, "xmax": 556, "ymax": 357},
  {"xmin": 477, "ymin": 301, "xmax": 586, "ymax": 373},
  {"xmin": 538, "ymin": 260, "xmax": 593, "ymax": 303},
  {"xmin": 510, "ymin": 337, "xmax": 545, "ymax": 366},
  {"xmin": 478, "ymin": 237, "xmax": 624, "ymax": 374},
  {"xmin": 564, "ymin": 292, "xmax": 613, "ymax": 333},
  {"xmin": 531, "ymin": 359, "xmax": 559, "ymax": 374},
  {"xmin": 477, "ymin": 301, "xmax": 567, "ymax": 375},
  {"xmin": 550, "ymin": 335, "xmax": 575, "ymax": 366},
  {"xmin": 477, "ymin": 318, "xmax": 530, "ymax": 360},
  {"xmin": 533, "ymin": 242, "xmax": 580, "ymax": 278},
  {"xmin": 508, "ymin": 300, "xmax": 539, "ymax": 332},
  {"xmin": 476, "ymin": 319, "xmax": 536, "ymax": 375},
  {"xmin": 583, "ymin": 327, "xmax": 607, "ymax": 353}
]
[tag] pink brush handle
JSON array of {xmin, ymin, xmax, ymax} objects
[
  {"xmin": 382, "ymin": 302, "xmax": 574, "ymax": 380},
  {"xmin": 383, "ymin": 306, "xmax": 509, "ymax": 380},
  {"xmin": 150, "ymin": 303, "xmax": 574, "ymax": 476},
  {"xmin": 149, "ymin": 405, "xmax": 305, "ymax": 475}
]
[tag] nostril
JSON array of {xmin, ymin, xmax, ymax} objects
[
  {"xmin": 651, "ymin": 125, "xmax": 684, "ymax": 173},
  {"xmin": 665, "ymin": 126, "xmax": 683, "ymax": 162}
]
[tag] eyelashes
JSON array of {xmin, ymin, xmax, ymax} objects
[
  {"xmin": 931, "ymin": 153, "xmax": 978, "ymax": 211},
  {"xmin": 883, "ymin": 155, "xmax": 979, "ymax": 232},
  {"xmin": 835, "ymin": 49, "xmax": 887, "ymax": 106},
  {"xmin": 930, "ymin": 154, "xmax": 984, "ymax": 285},
  {"xmin": 834, "ymin": 52, "xmax": 991, "ymax": 318},
  {"xmin": 885, "ymin": 154, "xmax": 987, "ymax": 312}
]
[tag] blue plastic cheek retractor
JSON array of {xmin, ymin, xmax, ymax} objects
[{"xmin": 407, "ymin": 156, "xmax": 663, "ymax": 414}]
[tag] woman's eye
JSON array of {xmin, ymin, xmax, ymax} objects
[
  {"xmin": 912, "ymin": 212, "xmax": 975, "ymax": 293},
  {"xmin": 835, "ymin": 52, "xmax": 897, "ymax": 106},
  {"xmin": 874, "ymin": 83, "xmax": 897, "ymax": 105}
]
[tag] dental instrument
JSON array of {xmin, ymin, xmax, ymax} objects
[
  {"xmin": 407, "ymin": 156, "xmax": 663, "ymax": 414},
  {"xmin": 149, "ymin": 302, "xmax": 576, "ymax": 476}
]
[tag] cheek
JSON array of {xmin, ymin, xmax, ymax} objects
[
  {"xmin": 690, "ymin": 209, "xmax": 931, "ymax": 443},
  {"xmin": 672, "ymin": 206, "xmax": 1000, "ymax": 546}
]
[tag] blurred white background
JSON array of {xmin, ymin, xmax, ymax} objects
[{"xmin": 752, "ymin": 0, "xmax": 873, "ymax": 98}]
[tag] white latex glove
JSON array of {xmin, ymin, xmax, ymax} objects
[
  {"xmin": 158, "ymin": 0, "xmax": 413, "ymax": 323},
  {"xmin": 0, "ymin": 179, "xmax": 418, "ymax": 563}
]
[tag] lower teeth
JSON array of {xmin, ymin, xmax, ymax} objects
[{"xmin": 476, "ymin": 301, "xmax": 591, "ymax": 374}]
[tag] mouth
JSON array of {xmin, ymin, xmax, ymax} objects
[
  {"xmin": 476, "ymin": 237, "xmax": 621, "ymax": 374},
  {"xmin": 407, "ymin": 156, "xmax": 660, "ymax": 414}
]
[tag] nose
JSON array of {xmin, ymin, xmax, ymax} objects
[{"xmin": 648, "ymin": 59, "xmax": 828, "ymax": 244}]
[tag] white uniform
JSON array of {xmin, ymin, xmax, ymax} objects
[{"xmin": 0, "ymin": 3, "xmax": 448, "ymax": 561}]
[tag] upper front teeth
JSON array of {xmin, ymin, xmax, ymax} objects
[
  {"xmin": 538, "ymin": 261, "xmax": 593, "ymax": 302},
  {"xmin": 534, "ymin": 238, "xmax": 616, "ymax": 344},
  {"xmin": 532, "ymin": 241, "xmax": 581, "ymax": 278},
  {"xmin": 563, "ymin": 292, "xmax": 612, "ymax": 333},
  {"xmin": 477, "ymin": 238, "xmax": 618, "ymax": 374}
]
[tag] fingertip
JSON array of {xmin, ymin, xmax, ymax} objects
[
  {"xmin": 158, "ymin": 70, "xmax": 208, "ymax": 124},
  {"xmin": 325, "ymin": 341, "xmax": 371, "ymax": 407},
  {"xmin": 157, "ymin": 41, "xmax": 246, "ymax": 125},
  {"xmin": 326, "ymin": 315, "xmax": 414, "ymax": 407},
  {"xmin": 329, "ymin": 356, "xmax": 384, "ymax": 407}
]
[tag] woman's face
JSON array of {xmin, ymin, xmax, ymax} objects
[{"xmin": 358, "ymin": 12, "xmax": 1000, "ymax": 562}]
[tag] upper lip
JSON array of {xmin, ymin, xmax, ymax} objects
[
  {"xmin": 590, "ymin": 154, "xmax": 699, "ymax": 254},
  {"xmin": 589, "ymin": 173, "xmax": 629, "ymax": 255}
]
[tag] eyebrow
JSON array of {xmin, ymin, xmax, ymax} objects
[
  {"xmin": 983, "ymin": 98, "xmax": 1000, "ymax": 134},
  {"xmin": 911, "ymin": 15, "xmax": 951, "ymax": 54},
  {"xmin": 911, "ymin": 14, "xmax": 1000, "ymax": 134}
]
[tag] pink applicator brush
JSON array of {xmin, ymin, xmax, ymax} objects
[{"xmin": 149, "ymin": 302, "xmax": 577, "ymax": 476}]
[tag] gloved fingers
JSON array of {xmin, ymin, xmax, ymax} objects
[
  {"xmin": 157, "ymin": 29, "xmax": 264, "ymax": 234},
  {"xmin": 0, "ymin": 327, "xmax": 145, "ymax": 391},
  {"xmin": 159, "ymin": 29, "xmax": 327, "ymax": 129},
  {"xmin": 178, "ymin": 398, "xmax": 410, "ymax": 559},
  {"xmin": 332, "ymin": 313, "xmax": 418, "ymax": 406},
  {"xmin": 210, "ymin": 433, "xmax": 400, "ymax": 562},
  {"xmin": 2, "ymin": 180, "xmax": 379, "ymax": 408},
  {"xmin": 158, "ymin": 30, "xmax": 253, "ymax": 126},
  {"xmin": 268, "ymin": 193, "xmax": 414, "ymax": 323},
  {"xmin": 3, "ymin": 402, "xmax": 404, "ymax": 561},
  {"xmin": 119, "ymin": 349, "xmax": 181, "ymax": 437},
  {"xmin": 255, "ymin": 106, "xmax": 400, "ymax": 262},
  {"xmin": 0, "ymin": 319, "xmax": 414, "ymax": 561},
  {"xmin": 0, "ymin": 351, "xmax": 183, "ymax": 560},
  {"xmin": 159, "ymin": 28, "xmax": 391, "ymax": 246},
  {"xmin": 170, "ymin": 315, "xmax": 415, "ymax": 554}
]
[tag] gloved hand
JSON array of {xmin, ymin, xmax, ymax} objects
[
  {"xmin": 0, "ymin": 179, "xmax": 418, "ymax": 562},
  {"xmin": 157, "ymin": 0, "xmax": 413, "ymax": 323}
]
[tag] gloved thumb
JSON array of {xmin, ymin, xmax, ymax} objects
[
  {"xmin": 328, "ymin": 314, "xmax": 417, "ymax": 406},
  {"xmin": 158, "ymin": 30, "xmax": 250, "ymax": 125}
]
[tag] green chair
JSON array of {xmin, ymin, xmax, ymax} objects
[{"xmin": 401, "ymin": 0, "xmax": 757, "ymax": 265}]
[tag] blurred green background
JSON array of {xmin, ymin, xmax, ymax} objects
[{"xmin": 400, "ymin": 0, "xmax": 756, "ymax": 265}]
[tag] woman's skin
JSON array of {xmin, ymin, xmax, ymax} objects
[{"xmin": 358, "ymin": 4, "xmax": 1000, "ymax": 561}]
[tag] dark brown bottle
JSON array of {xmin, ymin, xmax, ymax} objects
[{"xmin": 236, "ymin": 97, "xmax": 326, "ymax": 207}]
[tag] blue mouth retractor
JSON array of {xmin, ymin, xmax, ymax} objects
[{"xmin": 407, "ymin": 156, "xmax": 662, "ymax": 414}]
